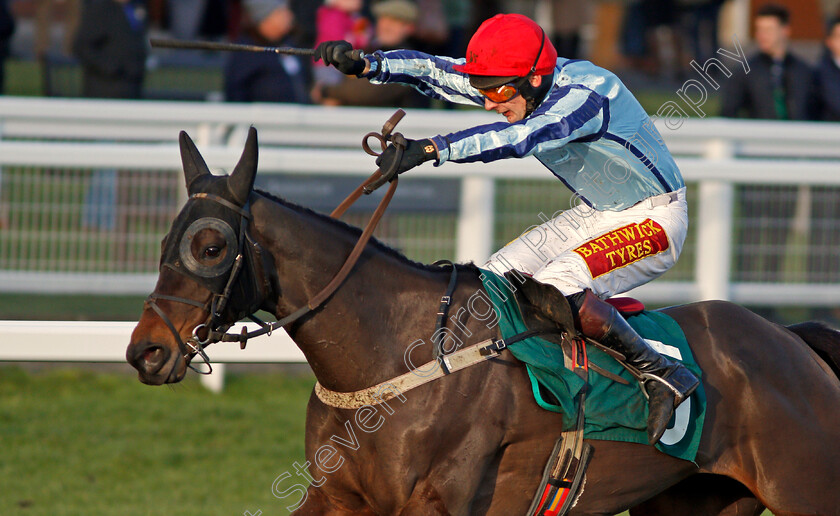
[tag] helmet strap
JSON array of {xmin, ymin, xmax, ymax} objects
[
  {"xmin": 520, "ymin": 27, "xmax": 549, "ymax": 117},
  {"xmin": 529, "ymin": 28, "xmax": 546, "ymax": 75},
  {"xmin": 522, "ymin": 73, "xmax": 553, "ymax": 117}
]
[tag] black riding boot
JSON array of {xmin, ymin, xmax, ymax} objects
[{"xmin": 572, "ymin": 290, "xmax": 700, "ymax": 444}]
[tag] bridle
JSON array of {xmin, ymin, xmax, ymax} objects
[
  {"xmin": 146, "ymin": 192, "xmax": 263, "ymax": 374},
  {"xmin": 145, "ymin": 110, "xmax": 408, "ymax": 375}
]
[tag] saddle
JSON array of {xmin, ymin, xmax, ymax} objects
[
  {"xmin": 505, "ymin": 272, "xmax": 644, "ymax": 516},
  {"xmin": 507, "ymin": 272, "xmax": 636, "ymax": 385},
  {"xmin": 511, "ymin": 271, "xmax": 644, "ymax": 328}
]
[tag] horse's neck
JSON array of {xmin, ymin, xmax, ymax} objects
[{"xmin": 251, "ymin": 195, "xmax": 455, "ymax": 392}]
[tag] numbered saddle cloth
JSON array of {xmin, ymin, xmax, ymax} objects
[{"xmin": 480, "ymin": 270, "xmax": 707, "ymax": 462}]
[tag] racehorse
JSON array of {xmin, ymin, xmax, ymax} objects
[{"xmin": 127, "ymin": 128, "xmax": 840, "ymax": 515}]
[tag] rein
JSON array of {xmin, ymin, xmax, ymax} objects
[
  {"xmin": 210, "ymin": 110, "xmax": 407, "ymax": 344},
  {"xmin": 147, "ymin": 110, "xmax": 409, "ymax": 372}
]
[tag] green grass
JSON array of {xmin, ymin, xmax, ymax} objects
[
  {"xmin": 0, "ymin": 367, "xmax": 313, "ymax": 516},
  {"xmin": 0, "ymin": 293, "xmax": 145, "ymax": 320},
  {"xmin": 3, "ymin": 58, "xmax": 223, "ymax": 99},
  {"xmin": 0, "ymin": 367, "xmax": 777, "ymax": 515},
  {"xmin": 5, "ymin": 60, "xmax": 45, "ymax": 96},
  {"xmin": 633, "ymin": 90, "xmax": 722, "ymax": 119}
]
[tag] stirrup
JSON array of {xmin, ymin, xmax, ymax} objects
[
  {"xmin": 646, "ymin": 381, "xmax": 678, "ymax": 444},
  {"xmin": 640, "ymin": 368, "xmax": 699, "ymax": 405}
]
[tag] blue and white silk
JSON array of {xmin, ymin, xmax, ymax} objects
[
  {"xmin": 365, "ymin": 50, "xmax": 688, "ymax": 297},
  {"xmin": 367, "ymin": 50, "xmax": 684, "ymax": 212}
]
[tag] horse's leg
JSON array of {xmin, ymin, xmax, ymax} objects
[
  {"xmin": 568, "ymin": 441, "xmax": 697, "ymax": 515},
  {"xmin": 472, "ymin": 439, "xmax": 696, "ymax": 516},
  {"xmin": 468, "ymin": 436, "xmax": 560, "ymax": 515},
  {"xmin": 291, "ymin": 486, "xmax": 376, "ymax": 516},
  {"xmin": 396, "ymin": 482, "xmax": 452, "ymax": 515},
  {"xmin": 667, "ymin": 302, "xmax": 840, "ymax": 516},
  {"xmin": 629, "ymin": 475, "xmax": 765, "ymax": 516}
]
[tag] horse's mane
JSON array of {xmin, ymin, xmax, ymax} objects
[{"xmin": 255, "ymin": 189, "xmax": 480, "ymax": 276}]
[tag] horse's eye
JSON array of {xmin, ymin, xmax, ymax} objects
[{"xmin": 203, "ymin": 246, "xmax": 222, "ymax": 259}]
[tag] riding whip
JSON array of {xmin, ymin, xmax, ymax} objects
[{"xmin": 149, "ymin": 38, "xmax": 364, "ymax": 60}]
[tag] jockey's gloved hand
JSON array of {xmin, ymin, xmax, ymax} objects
[
  {"xmin": 376, "ymin": 138, "xmax": 438, "ymax": 176},
  {"xmin": 314, "ymin": 40, "xmax": 366, "ymax": 76}
]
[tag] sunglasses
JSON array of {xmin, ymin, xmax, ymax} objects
[{"xmin": 477, "ymin": 77, "xmax": 529, "ymax": 103}]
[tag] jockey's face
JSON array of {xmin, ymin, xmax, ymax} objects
[
  {"xmin": 484, "ymin": 95, "xmax": 527, "ymax": 122},
  {"xmin": 482, "ymin": 74, "xmax": 541, "ymax": 123}
]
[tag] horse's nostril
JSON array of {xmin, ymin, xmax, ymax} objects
[
  {"xmin": 143, "ymin": 346, "xmax": 164, "ymax": 365},
  {"xmin": 129, "ymin": 342, "xmax": 171, "ymax": 376}
]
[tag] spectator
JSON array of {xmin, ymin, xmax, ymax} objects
[
  {"xmin": 621, "ymin": 0, "xmax": 681, "ymax": 78},
  {"xmin": 165, "ymin": 0, "xmax": 228, "ymax": 64},
  {"xmin": 223, "ymin": 0, "xmax": 309, "ymax": 103},
  {"xmin": 315, "ymin": 0, "xmax": 430, "ymax": 107},
  {"xmin": 34, "ymin": 0, "xmax": 79, "ymax": 59},
  {"xmin": 0, "ymin": 0, "xmax": 14, "ymax": 93},
  {"xmin": 313, "ymin": 0, "xmax": 372, "ymax": 87},
  {"xmin": 371, "ymin": 0, "xmax": 418, "ymax": 48},
  {"xmin": 720, "ymin": 4, "xmax": 816, "ymax": 120},
  {"xmin": 677, "ymin": 0, "xmax": 725, "ymax": 65},
  {"xmin": 168, "ymin": 0, "xmax": 206, "ymax": 41},
  {"xmin": 816, "ymin": 17, "xmax": 840, "ymax": 121},
  {"xmin": 287, "ymin": 0, "xmax": 321, "ymax": 49},
  {"xmin": 720, "ymin": 5, "xmax": 815, "ymax": 301},
  {"xmin": 72, "ymin": 0, "xmax": 147, "ymax": 99},
  {"xmin": 809, "ymin": 17, "xmax": 840, "ymax": 290},
  {"xmin": 0, "ymin": 0, "xmax": 11, "ymax": 227},
  {"xmin": 74, "ymin": 0, "xmax": 146, "ymax": 231},
  {"xmin": 439, "ymin": 0, "xmax": 471, "ymax": 58},
  {"xmin": 550, "ymin": 0, "xmax": 591, "ymax": 61},
  {"xmin": 411, "ymin": 0, "xmax": 449, "ymax": 54}
]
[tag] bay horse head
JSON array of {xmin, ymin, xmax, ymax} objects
[{"xmin": 127, "ymin": 127, "xmax": 271, "ymax": 384}]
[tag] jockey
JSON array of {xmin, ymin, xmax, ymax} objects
[{"xmin": 315, "ymin": 13, "xmax": 698, "ymax": 444}]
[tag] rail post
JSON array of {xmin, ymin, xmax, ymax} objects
[{"xmin": 695, "ymin": 138, "xmax": 735, "ymax": 301}]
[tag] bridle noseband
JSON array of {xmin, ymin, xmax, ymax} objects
[{"xmin": 146, "ymin": 192, "xmax": 265, "ymax": 374}]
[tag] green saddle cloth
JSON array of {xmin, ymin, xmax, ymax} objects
[{"xmin": 480, "ymin": 270, "xmax": 706, "ymax": 462}]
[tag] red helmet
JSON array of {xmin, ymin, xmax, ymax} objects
[{"xmin": 453, "ymin": 14, "xmax": 558, "ymax": 78}]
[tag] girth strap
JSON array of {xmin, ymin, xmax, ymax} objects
[
  {"xmin": 431, "ymin": 259, "xmax": 458, "ymax": 366},
  {"xmin": 527, "ymin": 335, "xmax": 593, "ymax": 516}
]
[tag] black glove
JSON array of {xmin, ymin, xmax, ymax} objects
[
  {"xmin": 376, "ymin": 138, "xmax": 438, "ymax": 176},
  {"xmin": 314, "ymin": 40, "xmax": 366, "ymax": 76}
]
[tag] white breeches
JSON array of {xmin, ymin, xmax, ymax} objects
[{"xmin": 483, "ymin": 188, "xmax": 688, "ymax": 298}]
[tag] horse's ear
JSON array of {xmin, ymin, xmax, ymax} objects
[
  {"xmin": 228, "ymin": 126, "xmax": 258, "ymax": 205},
  {"xmin": 179, "ymin": 131, "xmax": 211, "ymax": 194}
]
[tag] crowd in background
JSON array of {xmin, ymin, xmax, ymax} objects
[
  {"xmin": 0, "ymin": 0, "xmax": 838, "ymax": 120},
  {"xmin": 0, "ymin": 0, "xmax": 838, "ymax": 322}
]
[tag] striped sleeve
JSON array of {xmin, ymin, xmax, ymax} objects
[
  {"xmin": 367, "ymin": 50, "xmax": 484, "ymax": 107},
  {"xmin": 431, "ymin": 86, "xmax": 607, "ymax": 165}
]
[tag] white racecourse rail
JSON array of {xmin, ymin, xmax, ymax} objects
[{"xmin": 1, "ymin": 97, "xmax": 839, "ymax": 389}]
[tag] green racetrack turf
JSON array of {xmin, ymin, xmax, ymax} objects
[
  {"xmin": 0, "ymin": 367, "xmax": 774, "ymax": 515},
  {"xmin": 0, "ymin": 367, "xmax": 312, "ymax": 515}
]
